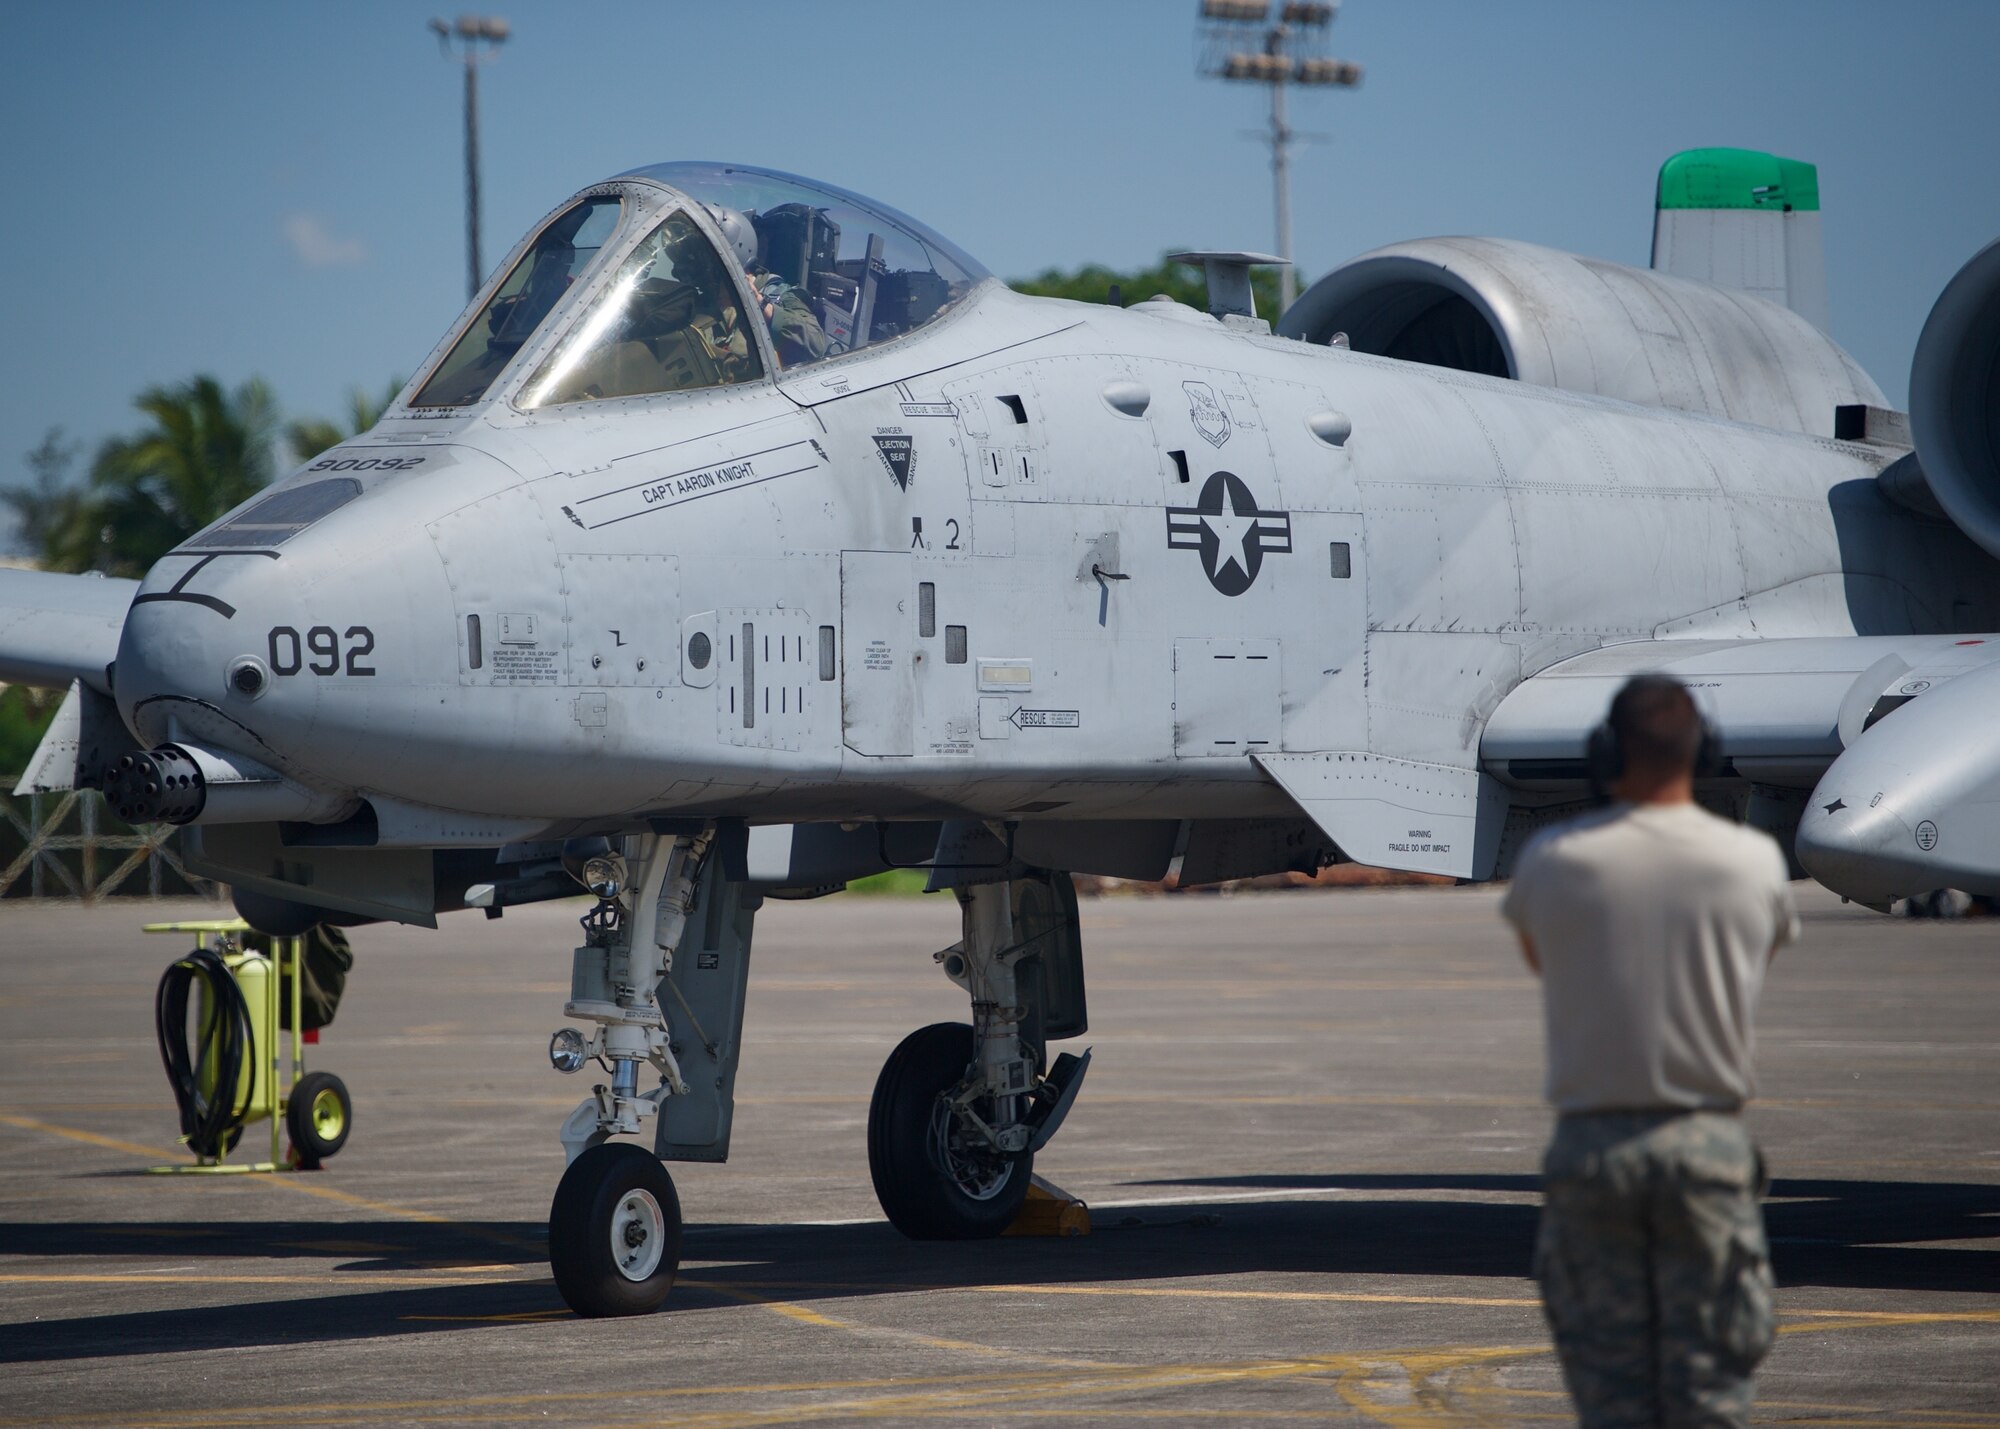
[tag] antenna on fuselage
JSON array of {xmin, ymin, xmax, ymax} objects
[{"xmin": 1166, "ymin": 250, "xmax": 1290, "ymax": 321}]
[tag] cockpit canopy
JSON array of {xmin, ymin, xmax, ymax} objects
[{"xmin": 409, "ymin": 163, "xmax": 988, "ymax": 410}]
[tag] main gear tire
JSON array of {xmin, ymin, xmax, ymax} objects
[
  {"xmin": 868, "ymin": 1022, "xmax": 1031, "ymax": 1240},
  {"xmin": 549, "ymin": 1144, "xmax": 683, "ymax": 1317},
  {"xmin": 285, "ymin": 1070, "xmax": 351, "ymax": 1169}
]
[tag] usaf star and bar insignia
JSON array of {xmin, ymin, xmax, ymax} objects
[{"xmin": 1167, "ymin": 470, "xmax": 1293, "ymax": 597}]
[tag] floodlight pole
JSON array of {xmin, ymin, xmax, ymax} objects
[
  {"xmin": 431, "ymin": 16, "xmax": 510, "ymax": 302},
  {"xmin": 1197, "ymin": 2, "xmax": 1359, "ymax": 318},
  {"xmin": 463, "ymin": 53, "xmax": 482, "ymax": 300}
]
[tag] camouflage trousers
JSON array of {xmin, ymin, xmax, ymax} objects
[{"xmin": 1535, "ymin": 1110, "xmax": 1776, "ymax": 1428}]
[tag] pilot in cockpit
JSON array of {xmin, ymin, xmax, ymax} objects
[
  {"xmin": 527, "ymin": 201, "xmax": 835, "ymax": 405},
  {"xmin": 624, "ymin": 207, "xmax": 761, "ymax": 389},
  {"xmin": 692, "ymin": 204, "xmax": 830, "ymax": 368}
]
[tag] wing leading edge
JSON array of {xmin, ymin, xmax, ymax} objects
[{"xmin": 0, "ymin": 567, "xmax": 137, "ymax": 695}]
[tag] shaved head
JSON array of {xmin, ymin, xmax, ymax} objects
[{"xmin": 1608, "ymin": 674, "xmax": 1705, "ymax": 777}]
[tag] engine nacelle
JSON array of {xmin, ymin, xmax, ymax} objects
[
  {"xmin": 1278, "ymin": 236, "xmax": 1882, "ymax": 438},
  {"xmin": 1910, "ymin": 239, "xmax": 2000, "ymax": 563},
  {"xmin": 1796, "ymin": 658, "xmax": 2000, "ymax": 904}
]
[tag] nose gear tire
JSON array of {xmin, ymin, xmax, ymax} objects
[
  {"xmin": 284, "ymin": 1070, "xmax": 351, "ymax": 1169},
  {"xmin": 868, "ymin": 1022, "xmax": 1032, "ymax": 1239},
  {"xmin": 549, "ymin": 1144, "xmax": 683, "ymax": 1317}
]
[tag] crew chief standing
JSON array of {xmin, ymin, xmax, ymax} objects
[{"xmin": 1502, "ymin": 674, "xmax": 1798, "ymax": 1426}]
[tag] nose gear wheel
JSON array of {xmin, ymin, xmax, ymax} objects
[{"xmin": 549, "ymin": 1143, "xmax": 683, "ymax": 1317}]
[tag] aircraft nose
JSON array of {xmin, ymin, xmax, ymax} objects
[{"xmin": 115, "ymin": 549, "xmax": 302, "ymax": 752}]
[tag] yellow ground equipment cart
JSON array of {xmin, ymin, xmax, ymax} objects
[{"xmin": 146, "ymin": 919, "xmax": 352, "ymax": 1174}]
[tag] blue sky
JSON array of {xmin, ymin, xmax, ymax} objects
[{"xmin": 4, "ymin": 1, "xmax": 1996, "ymax": 550}]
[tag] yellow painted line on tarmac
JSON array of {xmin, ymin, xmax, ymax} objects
[
  {"xmin": 1779, "ymin": 1308, "xmax": 2000, "ymax": 1331},
  {"xmin": 261, "ymin": 1176, "xmax": 458, "ymax": 1227},
  {"xmin": 964, "ymin": 1282, "xmax": 1545, "ymax": 1309},
  {"xmin": 0, "ymin": 1369, "xmax": 1080, "ymax": 1428},
  {"xmin": 666, "ymin": 1346, "xmax": 1554, "ymax": 1429},
  {"xmin": 678, "ymin": 1276, "xmax": 1108, "ymax": 1366},
  {"xmin": 0, "ymin": 1110, "xmax": 539, "ymax": 1254},
  {"xmin": 0, "ymin": 1111, "xmax": 178, "ymax": 1161},
  {"xmin": 0, "ymin": 1273, "xmax": 538, "ymax": 1288},
  {"xmin": 681, "ymin": 1277, "xmax": 858, "ymax": 1332}
]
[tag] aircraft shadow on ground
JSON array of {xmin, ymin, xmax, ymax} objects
[
  {"xmin": 1123, "ymin": 1173, "xmax": 2000, "ymax": 1294},
  {"xmin": 2, "ymin": 1174, "xmax": 1992, "ymax": 1362}
]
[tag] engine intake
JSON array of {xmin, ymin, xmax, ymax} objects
[
  {"xmin": 1278, "ymin": 237, "xmax": 1883, "ymax": 438},
  {"xmin": 1910, "ymin": 238, "xmax": 2000, "ymax": 563}
]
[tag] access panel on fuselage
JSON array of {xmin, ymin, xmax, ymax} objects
[{"xmin": 839, "ymin": 550, "xmax": 915, "ymax": 757}]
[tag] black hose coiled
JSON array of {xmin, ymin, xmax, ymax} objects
[{"xmin": 154, "ymin": 948, "xmax": 254, "ymax": 1158}]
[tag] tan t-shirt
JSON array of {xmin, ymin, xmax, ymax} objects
[{"xmin": 1501, "ymin": 802, "xmax": 1799, "ymax": 1114}]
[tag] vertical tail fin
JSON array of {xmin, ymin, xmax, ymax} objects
[{"xmin": 1651, "ymin": 147, "xmax": 1829, "ymax": 331}]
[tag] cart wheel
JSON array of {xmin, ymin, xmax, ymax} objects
[
  {"xmin": 549, "ymin": 1144, "xmax": 683, "ymax": 1317},
  {"xmin": 286, "ymin": 1070, "xmax": 352, "ymax": 1169}
]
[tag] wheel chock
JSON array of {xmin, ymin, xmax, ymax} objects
[{"xmin": 1003, "ymin": 1173, "xmax": 1090, "ymax": 1238}]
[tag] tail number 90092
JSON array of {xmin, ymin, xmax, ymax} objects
[{"xmin": 268, "ymin": 625, "xmax": 376, "ymax": 677}]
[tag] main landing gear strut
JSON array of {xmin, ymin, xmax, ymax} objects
[
  {"xmin": 539, "ymin": 827, "xmax": 1087, "ymax": 1317},
  {"xmin": 868, "ymin": 865, "xmax": 1092, "ymax": 1239}
]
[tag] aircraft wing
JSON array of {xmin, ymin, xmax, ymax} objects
[
  {"xmin": 0, "ymin": 567, "xmax": 136, "ymax": 695},
  {"xmin": 1483, "ymin": 634, "xmax": 2000, "ymax": 903},
  {"xmin": 1484, "ymin": 635, "xmax": 1995, "ymax": 781}
]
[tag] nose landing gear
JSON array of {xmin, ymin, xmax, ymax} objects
[{"xmin": 541, "ymin": 826, "xmax": 759, "ymax": 1317}]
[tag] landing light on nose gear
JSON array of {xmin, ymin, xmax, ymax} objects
[{"xmin": 548, "ymin": 1027, "xmax": 588, "ymax": 1074}]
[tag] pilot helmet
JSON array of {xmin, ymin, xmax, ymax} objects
[{"xmin": 701, "ymin": 203, "xmax": 758, "ymax": 271}]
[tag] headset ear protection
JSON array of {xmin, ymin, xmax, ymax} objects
[{"xmin": 1585, "ymin": 705, "xmax": 1723, "ymax": 800}]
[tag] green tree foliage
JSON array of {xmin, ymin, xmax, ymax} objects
[
  {"xmin": 1011, "ymin": 253, "xmax": 1294, "ymax": 320},
  {"xmin": 285, "ymin": 377, "xmax": 406, "ymax": 464},
  {"xmin": 0, "ymin": 684, "xmax": 62, "ymax": 775},
  {"xmin": 1, "ymin": 430, "xmax": 89, "ymax": 571},
  {"xmin": 80, "ymin": 376, "xmax": 279, "ymax": 578},
  {"xmin": 11, "ymin": 377, "xmax": 280, "ymax": 578}
]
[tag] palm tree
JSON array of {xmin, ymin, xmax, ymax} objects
[
  {"xmin": 286, "ymin": 378, "xmax": 405, "ymax": 464},
  {"xmin": 75, "ymin": 376, "xmax": 279, "ymax": 578},
  {"xmin": 1, "ymin": 428, "xmax": 91, "ymax": 568}
]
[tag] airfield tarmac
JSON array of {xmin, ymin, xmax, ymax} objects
[{"xmin": 0, "ymin": 884, "xmax": 1995, "ymax": 1427}]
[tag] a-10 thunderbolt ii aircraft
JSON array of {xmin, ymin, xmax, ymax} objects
[{"xmin": 6, "ymin": 152, "xmax": 2000, "ymax": 1315}]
